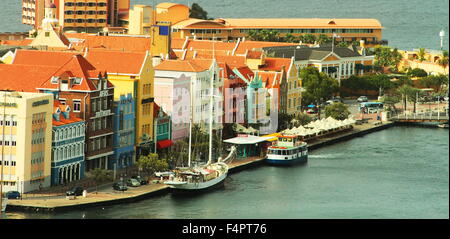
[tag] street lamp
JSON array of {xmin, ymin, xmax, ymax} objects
[{"xmin": 439, "ymin": 30, "xmax": 445, "ymax": 50}]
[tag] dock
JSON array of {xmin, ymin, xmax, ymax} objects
[{"xmin": 6, "ymin": 120, "xmax": 395, "ymax": 213}]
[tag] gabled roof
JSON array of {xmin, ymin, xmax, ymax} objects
[
  {"xmin": 170, "ymin": 38, "xmax": 187, "ymax": 50},
  {"xmin": 0, "ymin": 64, "xmax": 59, "ymax": 92},
  {"xmin": 0, "ymin": 39, "xmax": 33, "ymax": 46},
  {"xmin": 235, "ymin": 41, "xmax": 298, "ymax": 55},
  {"xmin": 263, "ymin": 45, "xmax": 363, "ymax": 61},
  {"xmin": 85, "ymin": 49, "xmax": 147, "ymax": 75},
  {"xmin": 53, "ymin": 100, "xmax": 84, "ymax": 126},
  {"xmin": 258, "ymin": 72, "xmax": 282, "ymax": 89},
  {"xmin": 154, "ymin": 59, "xmax": 212, "ymax": 72},
  {"xmin": 13, "ymin": 49, "xmax": 75, "ymax": 66},
  {"xmin": 185, "ymin": 40, "xmax": 236, "ymax": 52},
  {"xmin": 246, "ymin": 50, "xmax": 263, "ymax": 59},
  {"xmin": 259, "ymin": 57, "xmax": 292, "ymax": 72},
  {"xmin": 65, "ymin": 33, "xmax": 151, "ymax": 52}
]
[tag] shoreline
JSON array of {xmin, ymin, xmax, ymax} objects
[{"xmin": 3, "ymin": 121, "xmax": 413, "ymax": 214}]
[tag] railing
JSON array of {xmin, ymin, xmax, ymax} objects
[{"xmin": 389, "ymin": 109, "xmax": 449, "ymax": 122}]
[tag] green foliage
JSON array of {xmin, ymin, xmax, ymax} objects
[
  {"xmin": 407, "ymin": 68, "xmax": 428, "ymax": 77},
  {"xmin": 277, "ymin": 112, "xmax": 295, "ymax": 132},
  {"xmin": 337, "ymin": 41, "xmax": 349, "ymax": 47},
  {"xmin": 136, "ymin": 153, "xmax": 169, "ymax": 175},
  {"xmin": 419, "ymin": 74, "xmax": 449, "ymax": 90},
  {"xmin": 324, "ymin": 103, "xmax": 351, "ymax": 120},
  {"xmin": 418, "ymin": 48, "xmax": 426, "ymax": 62},
  {"xmin": 284, "ymin": 33, "xmax": 297, "ymax": 43},
  {"xmin": 317, "ymin": 34, "xmax": 331, "ymax": 44},
  {"xmin": 293, "ymin": 113, "xmax": 312, "ymax": 126},
  {"xmin": 247, "ymin": 29, "xmax": 280, "ymax": 42},
  {"xmin": 300, "ymin": 67, "xmax": 339, "ymax": 107},
  {"xmin": 367, "ymin": 74, "xmax": 396, "ymax": 94},
  {"xmin": 189, "ymin": 3, "xmax": 212, "ymax": 20},
  {"xmin": 87, "ymin": 168, "xmax": 113, "ymax": 193},
  {"xmin": 299, "ymin": 34, "xmax": 316, "ymax": 44},
  {"xmin": 373, "ymin": 46, "xmax": 403, "ymax": 71},
  {"xmin": 396, "ymin": 84, "xmax": 422, "ymax": 112},
  {"xmin": 438, "ymin": 50, "xmax": 449, "ymax": 67}
]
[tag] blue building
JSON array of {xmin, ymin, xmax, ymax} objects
[
  {"xmin": 51, "ymin": 102, "xmax": 86, "ymax": 186},
  {"xmin": 154, "ymin": 103, "xmax": 172, "ymax": 152},
  {"xmin": 111, "ymin": 94, "xmax": 136, "ymax": 170}
]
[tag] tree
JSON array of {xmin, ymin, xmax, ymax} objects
[
  {"xmin": 396, "ymin": 84, "xmax": 417, "ymax": 112},
  {"xmin": 87, "ymin": 168, "xmax": 113, "ymax": 193},
  {"xmin": 408, "ymin": 68, "xmax": 428, "ymax": 77},
  {"xmin": 419, "ymin": 74, "xmax": 449, "ymax": 91},
  {"xmin": 417, "ymin": 48, "xmax": 426, "ymax": 62},
  {"xmin": 368, "ymin": 74, "xmax": 395, "ymax": 95},
  {"xmin": 337, "ymin": 41, "xmax": 349, "ymax": 47},
  {"xmin": 299, "ymin": 34, "xmax": 316, "ymax": 44},
  {"xmin": 277, "ymin": 112, "xmax": 295, "ymax": 132},
  {"xmin": 136, "ymin": 153, "xmax": 169, "ymax": 176},
  {"xmin": 293, "ymin": 113, "xmax": 312, "ymax": 126},
  {"xmin": 324, "ymin": 103, "xmax": 351, "ymax": 120},
  {"xmin": 382, "ymin": 93, "xmax": 401, "ymax": 114},
  {"xmin": 438, "ymin": 50, "xmax": 449, "ymax": 68},
  {"xmin": 189, "ymin": 3, "xmax": 211, "ymax": 20},
  {"xmin": 300, "ymin": 67, "xmax": 339, "ymax": 118},
  {"xmin": 373, "ymin": 46, "xmax": 403, "ymax": 72},
  {"xmin": 284, "ymin": 33, "xmax": 297, "ymax": 43},
  {"xmin": 317, "ymin": 34, "xmax": 331, "ymax": 44}
]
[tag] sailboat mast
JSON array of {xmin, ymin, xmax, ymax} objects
[
  {"xmin": 207, "ymin": 36, "xmax": 217, "ymax": 165},
  {"xmin": 0, "ymin": 92, "xmax": 6, "ymax": 213},
  {"xmin": 188, "ymin": 79, "xmax": 193, "ymax": 168}
]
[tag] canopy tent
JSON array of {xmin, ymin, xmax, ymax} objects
[{"xmin": 223, "ymin": 135, "xmax": 276, "ymax": 145}]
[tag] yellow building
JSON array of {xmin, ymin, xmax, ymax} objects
[
  {"xmin": 0, "ymin": 91, "xmax": 53, "ymax": 193},
  {"xmin": 85, "ymin": 50, "xmax": 155, "ymax": 152},
  {"xmin": 398, "ymin": 49, "xmax": 449, "ymax": 75}
]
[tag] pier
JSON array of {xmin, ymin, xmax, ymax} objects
[{"xmin": 4, "ymin": 120, "xmax": 395, "ymax": 213}]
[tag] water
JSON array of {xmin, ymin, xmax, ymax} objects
[
  {"xmin": 4, "ymin": 126, "xmax": 448, "ymax": 219},
  {"xmin": 0, "ymin": 0, "xmax": 448, "ymax": 50}
]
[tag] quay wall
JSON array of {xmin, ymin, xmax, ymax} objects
[{"xmin": 6, "ymin": 122, "xmax": 397, "ymax": 213}]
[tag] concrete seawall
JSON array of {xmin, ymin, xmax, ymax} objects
[{"xmin": 6, "ymin": 121, "xmax": 396, "ymax": 213}]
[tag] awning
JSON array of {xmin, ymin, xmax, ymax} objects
[
  {"xmin": 157, "ymin": 139, "xmax": 173, "ymax": 149},
  {"xmin": 223, "ymin": 135, "xmax": 277, "ymax": 145}
]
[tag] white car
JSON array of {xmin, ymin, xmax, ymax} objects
[{"xmin": 357, "ymin": 96, "xmax": 368, "ymax": 102}]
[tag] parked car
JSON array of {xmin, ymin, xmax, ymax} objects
[
  {"xmin": 357, "ymin": 96, "xmax": 368, "ymax": 102},
  {"xmin": 6, "ymin": 191, "xmax": 20, "ymax": 199},
  {"xmin": 112, "ymin": 182, "xmax": 128, "ymax": 191},
  {"xmin": 131, "ymin": 175, "xmax": 148, "ymax": 185},
  {"xmin": 306, "ymin": 105, "xmax": 318, "ymax": 114},
  {"xmin": 66, "ymin": 186, "xmax": 84, "ymax": 196},
  {"xmin": 326, "ymin": 98, "xmax": 343, "ymax": 105},
  {"xmin": 126, "ymin": 178, "xmax": 141, "ymax": 187}
]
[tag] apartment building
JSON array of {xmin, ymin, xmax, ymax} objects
[{"xmin": 0, "ymin": 91, "xmax": 53, "ymax": 193}]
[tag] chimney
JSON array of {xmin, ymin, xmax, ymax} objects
[{"xmin": 152, "ymin": 56, "xmax": 162, "ymax": 67}]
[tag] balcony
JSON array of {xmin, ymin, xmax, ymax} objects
[{"xmin": 366, "ymin": 39, "xmax": 389, "ymax": 46}]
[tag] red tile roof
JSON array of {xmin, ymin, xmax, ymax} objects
[
  {"xmin": 85, "ymin": 49, "xmax": 147, "ymax": 75},
  {"xmin": 259, "ymin": 57, "xmax": 292, "ymax": 72},
  {"xmin": 65, "ymin": 33, "xmax": 151, "ymax": 52},
  {"xmin": 258, "ymin": 72, "xmax": 281, "ymax": 89},
  {"xmin": 52, "ymin": 100, "xmax": 83, "ymax": 126},
  {"xmin": 0, "ymin": 39, "xmax": 33, "ymax": 46},
  {"xmin": 171, "ymin": 38, "xmax": 187, "ymax": 50},
  {"xmin": 13, "ymin": 49, "xmax": 76, "ymax": 66},
  {"xmin": 0, "ymin": 64, "xmax": 58, "ymax": 92},
  {"xmin": 246, "ymin": 50, "xmax": 263, "ymax": 59},
  {"xmin": 154, "ymin": 59, "xmax": 212, "ymax": 72}
]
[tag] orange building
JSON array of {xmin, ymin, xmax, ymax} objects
[{"xmin": 22, "ymin": 0, "xmax": 130, "ymax": 32}]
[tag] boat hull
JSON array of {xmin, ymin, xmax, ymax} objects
[
  {"xmin": 265, "ymin": 155, "xmax": 308, "ymax": 165},
  {"xmin": 166, "ymin": 171, "xmax": 228, "ymax": 192}
]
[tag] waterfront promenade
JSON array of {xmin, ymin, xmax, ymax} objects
[{"xmin": 6, "ymin": 120, "xmax": 395, "ymax": 212}]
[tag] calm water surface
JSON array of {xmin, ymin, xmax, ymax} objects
[
  {"xmin": 4, "ymin": 126, "xmax": 448, "ymax": 219},
  {"xmin": 0, "ymin": 0, "xmax": 448, "ymax": 50}
]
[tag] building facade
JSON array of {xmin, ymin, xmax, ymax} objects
[
  {"xmin": 112, "ymin": 93, "xmax": 135, "ymax": 170},
  {"xmin": 0, "ymin": 91, "xmax": 53, "ymax": 193},
  {"xmin": 51, "ymin": 102, "xmax": 85, "ymax": 186}
]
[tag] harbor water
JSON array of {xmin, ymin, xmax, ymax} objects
[
  {"xmin": 1, "ymin": 0, "xmax": 448, "ymax": 51},
  {"xmin": 4, "ymin": 126, "xmax": 448, "ymax": 219}
]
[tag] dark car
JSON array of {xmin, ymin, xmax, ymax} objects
[
  {"xmin": 66, "ymin": 186, "xmax": 84, "ymax": 196},
  {"xmin": 112, "ymin": 182, "xmax": 128, "ymax": 191},
  {"xmin": 131, "ymin": 175, "xmax": 148, "ymax": 185},
  {"xmin": 6, "ymin": 191, "xmax": 20, "ymax": 199}
]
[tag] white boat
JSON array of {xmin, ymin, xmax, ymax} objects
[
  {"xmin": 164, "ymin": 57, "xmax": 233, "ymax": 192},
  {"xmin": 437, "ymin": 123, "xmax": 448, "ymax": 128},
  {"xmin": 1, "ymin": 198, "xmax": 7, "ymax": 213}
]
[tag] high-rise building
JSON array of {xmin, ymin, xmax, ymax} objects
[{"xmin": 22, "ymin": 0, "xmax": 130, "ymax": 32}]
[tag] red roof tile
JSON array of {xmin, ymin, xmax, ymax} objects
[
  {"xmin": 154, "ymin": 59, "xmax": 212, "ymax": 72},
  {"xmin": 85, "ymin": 49, "xmax": 147, "ymax": 75},
  {"xmin": 0, "ymin": 64, "xmax": 58, "ymax": 92},
  {"xmin": 65, "ymin": 33, "xmax": 151, "ymax": 52},
  {"xmin": 259, "ymin": 57, "xmax": 292, "ymax": 72}
]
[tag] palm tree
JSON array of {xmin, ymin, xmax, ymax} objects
[
  {"xmin": 284, "ymin": 33, "xmax": 296, "ymax": 43},
  {"xmin": 397, "ymin": 84, "xmax": 414, "ymax": 112},
  {"xmin": 418, "ymin": 48, "xmax": 426, "ymax": 62},
  {"xmin": 317, "ymin": 34, "xmax": 331, "ymax": 44},
  {"xmin": 87, "ymin": 168, "xmax": 112, "ymax": 194},
  {"xmin": 438, "ymin": 50, "xmax": 449, "ymax": 68}
]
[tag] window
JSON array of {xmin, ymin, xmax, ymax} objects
[{"xmin": 73, "ymin": 100, "xmax": 81, "ymax": 112}]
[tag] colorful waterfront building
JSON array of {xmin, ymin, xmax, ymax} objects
[
  {"xmin": 85, "ymin": 49, "xmax": 155, "ymax": 156},
  {"xmin": 51, "ymin": 101, "xmax": 85, "ymax": 186},
  {"xmin": 112, "ymin": 93, "xmax": 135, "ymax": 169},
  {"xmin": 0, "ymin": 91, "xmax": 53, "ymax": 193},
  {"xmin": 4, "ymin": 50, "xmax": 115, "ymax": 172},
  {"xmin": 398, "ymin": 49, "xmax": 449, "ymax": 75},
  {"xmin": 153, "ymin": 103, "xmax": 172, "ymax": 152}
]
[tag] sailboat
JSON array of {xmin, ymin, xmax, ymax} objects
[{"xmin": 164, "ymin": 59, "xmax": 235, "ymax": 191}]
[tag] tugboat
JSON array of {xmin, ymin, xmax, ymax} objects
[{"xmin": 266, "ymin": 135, "xmax": 308, "ymax": 165}]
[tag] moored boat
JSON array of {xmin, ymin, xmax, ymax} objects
[{"xmin": 266, "ymin": 134, "xmax": 308, "ymax": 165}]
